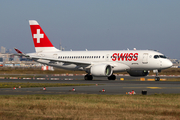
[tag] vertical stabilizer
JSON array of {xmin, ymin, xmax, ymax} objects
[{"xmin": 29, "ymin": 20, "xmax": 59, "ymax": 52}]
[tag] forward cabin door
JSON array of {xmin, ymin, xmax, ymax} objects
[{"xmin": 142, "ymin": 53, "xmax": 148, "ymax": 64}]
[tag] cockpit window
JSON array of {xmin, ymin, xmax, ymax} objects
[
  {"xmin": 159, "ymin": 55, "xmax": 167, "ymax": 58},
  {"xmin": 154, "ymin": 55, "xmax": 159, "ymax": 59},
  {"xmin": 154, "ymin": 55, "xmax": 167, "ymax": 59}
]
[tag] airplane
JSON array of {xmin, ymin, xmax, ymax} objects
[{"xmin": 14, "ymin": 20, "xmax": 173, "ymax": 81}]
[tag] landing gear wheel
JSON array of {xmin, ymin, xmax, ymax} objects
[
  {"xmin": 84, "ymin": 74, "xmax": 93, "ymax": 80},
  {"xmin": 155, "ymin": 77, "xmax": 160, "ymax": 81},
  {"xmin": 153, "ymin": 69, "xmax": 161, "ymax": 81},
  {"xmin": 108, "ymin": 75, "xmax": 116, "ymax": 80}
]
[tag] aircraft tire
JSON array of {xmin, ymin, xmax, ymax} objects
[
  {"xmin": 108, "ymin": 75, "xmax": 116, "ymax": 80},
  {"xmin": 84, "ymin": 74, "xmax": 93, "ymax": 80},
  {"xmin": 155, "ymin": 77, "xmax": 160, "ymax": 81}
]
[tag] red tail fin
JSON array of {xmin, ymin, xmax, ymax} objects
[{"xmin": 29, "ymin": 20, "xmax": 59, "ymax": 52}]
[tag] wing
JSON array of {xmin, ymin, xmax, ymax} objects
[
  {"xmin": 30, "ymin": 55, "xmax": 92, "ymax": 66},
  {"xmin": 14, "ymin": 48, "xmax": 91, "ymax": 66}
]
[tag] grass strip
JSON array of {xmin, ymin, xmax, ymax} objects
[
  {"xmin": 0, "ymin": 94, "xmax": 180, "ymax": 120},
  {"xmin": 0, "ymin": 82, "xmax": 94, "ymax": 88}
]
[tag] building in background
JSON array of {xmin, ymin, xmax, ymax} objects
[
  {"xmin": 0, "ymin": 46, "xmax": 54, "ymax": 69},
  {"xmin": 1, "ymin": 46, "xmax": 6, "ymax": 54}
]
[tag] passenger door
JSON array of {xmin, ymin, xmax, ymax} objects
[{"xmin": 142, "ymin": 53, "xmax": 148, "ymax": 64}]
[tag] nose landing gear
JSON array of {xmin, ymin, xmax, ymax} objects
[
  {"xmin": 155, "ymin": 76, "xmax": 160, "ymax": 81},
  {"xmin": 153, "ymin": 70, "xmax": 161, "ymax": 81}
]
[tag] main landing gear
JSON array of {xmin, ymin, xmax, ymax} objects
[
  {"xmin": 84, "ymin": 74, "xmax": 116, "ymax": 80},
  {"xmin": 108, "ymin": 74, "xmax": 116, "ymax": 80},
  {"xmin": 84, "ymin": 74, "xmax": 93, "ymax": 80},
  {"xmin": 153, "ymin": 70, "xmax": 161, "ymax": 81}
]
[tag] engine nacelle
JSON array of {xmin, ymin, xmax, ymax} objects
[
  {"xmin": 90, "ymin": 64, "xmax": 113, "ymax": 77},
  {"xmin": 127, "ymin": 70, "xmax": 149, "ymax": 77}
]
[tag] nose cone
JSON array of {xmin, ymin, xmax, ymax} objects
[{"xmin": 164, "ymin": 60, "xmax": 173, "ymax": 68}]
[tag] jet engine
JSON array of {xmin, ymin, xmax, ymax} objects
[
  {"xmin": 90, "ymin": 64, "xmax": 112, "ymax": 77},
  {"xmin": 127, "ymin": 70, "xmax": 149, "ymax": 77}
]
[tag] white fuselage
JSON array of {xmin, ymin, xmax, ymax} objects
[{"xmin": 28, "ymin": 50, "xmax": 172, "ymax": 72}]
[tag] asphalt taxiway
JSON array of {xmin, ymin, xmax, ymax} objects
[{"xmin": 0, "ymin": 76, "xmax": 180, "ymax": 95}]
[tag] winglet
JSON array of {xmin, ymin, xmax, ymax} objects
[
  {"xmin": 14, "ymin": 48, "xmax": 23, "ymax": 54},
  {"xmin": 14, "ymin": 48, "xmax": 29, "ymax": 57}
]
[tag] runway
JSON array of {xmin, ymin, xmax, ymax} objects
[{"xmin": 1, "ymin": 75, "xmax": 180, "ymax": 95}]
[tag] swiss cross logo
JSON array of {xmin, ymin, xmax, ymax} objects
[{"xmin": 33, "ymin": 29, "xmax": 44, "ymax": 43}]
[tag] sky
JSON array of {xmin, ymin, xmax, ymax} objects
[{"xmin": 0, "ymin": 0, "xmax": 180, "ymax": 59}]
